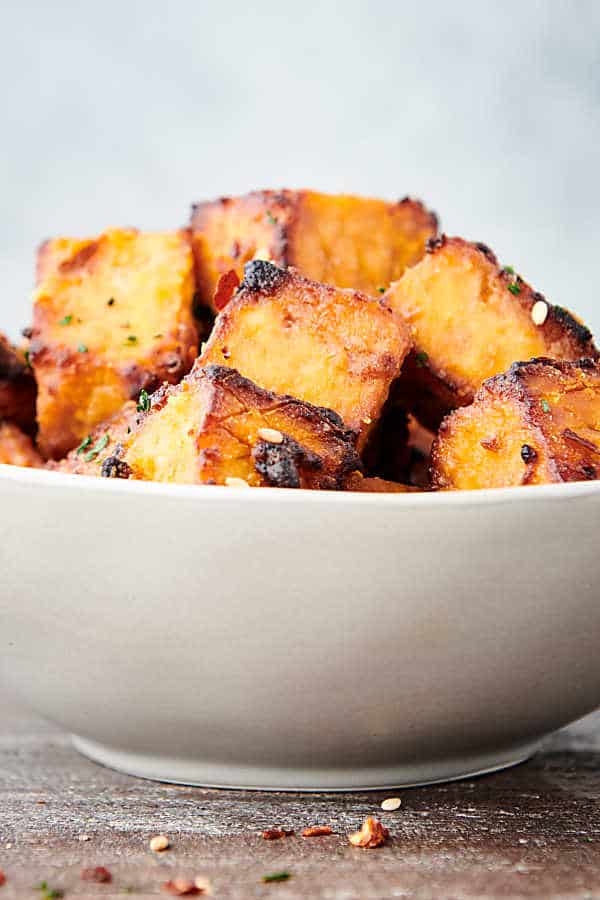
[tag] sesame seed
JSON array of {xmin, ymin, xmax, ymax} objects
[
  {"xmin": 257, "ymin": 427, "xmax": 283, "ymax": 444},
  {"xmin": 531, "ymin": 300, "xmax": 548, "ymax": 325},
  {"xmin": 224, "ymin": 477, "xmax": 250, "ymax": 488},
  {"xmin": 380, "ymin": 797, "xmax": 402, "ymax": 812},
  {"xmin": 149, "ymin": 834, "xmax": 170, "ymax": 852},
  {"xmin": 362, "ymin": 417, "xmax": 372, "ymax": 425}
]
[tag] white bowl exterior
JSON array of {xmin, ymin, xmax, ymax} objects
[{"xmin": 1, "ymin": 466, "xmax": 600, "ymax": 789}]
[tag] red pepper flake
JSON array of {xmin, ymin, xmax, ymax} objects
[
  {"xmin": 262, "ymin": 828, "xmax": 294, "ymax": 840},
  {"xmin": 81, "ymin": 866, "xmax": 112, "ymax": 883},
  {"xmin": 213, "ymin": 269, "xmax": 240, "ymax": 312},
  {"xmin": 0, "ymin": 869, "xmax": 6, "ymax": 886},
  {"xmin": 161, "ymin": 879, "xmax": 203, "ymax": 896},
  {"xmin": 301, "ymin": 825, "xmax": 334, "ymax": 837}
]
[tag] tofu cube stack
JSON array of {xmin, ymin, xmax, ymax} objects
[{"xmin": 2, "ymin": 188, "xmax": 599, "ymax": 491}]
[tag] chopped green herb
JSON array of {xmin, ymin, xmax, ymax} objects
[
  {"xmin": 262, "ymin": 871, "xmax": 291, "ymax": 883},
  {"xmin": 78, "ymin": 344, "xmax": 88, "ymax": 353},
  {"xmin": 508, "ymin": 282, "xmax": 521, "ymax": 296},
  {"xmin": 541, "ymin": 399, "xmax": 551, "ymax": 414},
  {"xmin": 58, "ymin": 315, "xmax": 73, "ymax": 326},
  {"xmin": 415, "ymin": 351, "xmax": 429, "ymax": 368},
  {"xmin": 34, "ymin": 884, "xmax": 63, "ymax": 900},
  {"xmin": 76, "ymin": 435, "xmax": 93, "ymax": 456},
  {"xmin": 137, "ymin": 389, "xmax": 151, "ymax": 413},
  {"xmin": 503, "ymin": 265, "xmax": 515, "ymax": 275},
  {"xmin": 126, "ymin": 335, "xmax": 138, "ymax": 344},
  {"xmin": 378, "ymin": 287, "xmax": 385, "ymax": 294},
  {"xmin": 265, "ymin": 210, "xmax": 278, "ymax": 225},
  {"xmin": 107, "ymin": 297, "xmax": 115, "ymax": 306},
  {"xmin": 23, "ymin": 349, "xmax": 31, "ymax": 367},
  {"xmin": 84, "ymin": 433, "xmax": 110, "ymax": 462}
]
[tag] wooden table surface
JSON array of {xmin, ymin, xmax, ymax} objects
[{"xmin": 1, "ymin": 686, "xmax": 600, "ymax": 899}]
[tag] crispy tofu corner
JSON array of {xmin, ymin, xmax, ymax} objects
[
  {"xmin": 0, "ymin": 421, "xmax": 43, "ymax": 468},
  {"xmin": 190, "ymin": 189, "xmax": 437, "ymax": 310},
  {"xmin": 199, "ymin": 260, "xmax": 411, "ymax": 445},
  {"xmin": 431, "ymin": 357, "xmax": 600, "ymax": 489},
  {"xmin": 119, "ymin": 363, "xmax": 362, "ymax": 488},
  {"xmin": 31, "ymin": 228, "xmax": 199, "ymax": 459},
  {"xmin": 0, "ymin": 332, "xmax": 37, "ymax": 435},
  {"xmin": 387, "ymin": 236, "xmax": 598, "ymax": 428}
]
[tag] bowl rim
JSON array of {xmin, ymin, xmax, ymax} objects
[{"xmin": 2, "ymin": 461, "xmax": 600, "ymax": 508}]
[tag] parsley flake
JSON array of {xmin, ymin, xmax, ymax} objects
[
  {"xmin": 78, "ymin": 343, "xmax": 88, "ymax": 353},
  {"xmin": 23, "ymin": 349, "xmax": 31, "ymax": 367},
  {"xmin": 265, "ymin": 210, "xmax": 278, "ymax": 225},
  {"xmin": 126, "ymin": 335, "xmax": 138, "ymax": 345},
  {"xmin": 76, "ymin": 435, "xmax": 93, "ymax": 455},
  {"xmin": 107, "ymin": 297, "xmax": 115, "ymax": 306},
  {"xmin": 378, "ymin": 287, "xmax": 385, "ymax": 294},
  {"xmin": 503, "ymin": 265, "xmax": 515, "ymax": 275},
  {"xmin": 34, "ymin": 884, "xmax": 64, "ymax": 900},
  {"xmin": 137, "ymin": 389, "xmax": 151, "ymax": 413},
  {"xmin": 415, "ymin": 350, "xmax": 429, "ymax": 368},
  {"xmin": 508, "ymin": 282, "xmax": 521, "ymax": 296},
  {"xmin": 262, "ymin": 871, "xmax": 291, "ymax": 883},
  {"xmin": 59, "ymin": 315, "xmax": 73, "ymax": 326},
  {"xmin": 84, "ymin": 433, "xmax": 110, "ymax": 462},
  {"xmin": 541, "ymin": 399, "xmax": 551, "ymax": 413}
]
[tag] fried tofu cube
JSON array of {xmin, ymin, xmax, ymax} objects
[
  {"xmin": 387, "ymin": 237, "xmax": 598, "ymax": 428},
  {"xmin": 199, "ymin": 260, "xmax": 411, "ymax": 446},
  {"xmin": 48, "ymin": 400, "xmax": 138, "ymax": 477},
  {"xmin": 118, "ymin": 364, "xmax": 361, "ymax": 488},
  {"xmin": 31, "ymin": 228, "xmax": 199, "ymax": 459},
  {"xmin": 0, "ymin": 421, "xmax": 43, "ymax": 468},
  {"xmin": 431, "ymin": 358, "xmax": 600, "ymax": 490},
  {"xmin": 0, "ymin": 333, "xmax": 36, "ymax": 434},
  {"xmin": 190, "ymin": 190, "xmax": 437, "ymax": 309}
]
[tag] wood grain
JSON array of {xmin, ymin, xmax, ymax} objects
[{"xmin": 1, "ymin": 688, "xmax": 599, "ymax": 898}]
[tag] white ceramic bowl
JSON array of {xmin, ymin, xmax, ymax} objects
[{"xmin": 2, "ymin": 464, "xmax": 600, "ymax": 791}]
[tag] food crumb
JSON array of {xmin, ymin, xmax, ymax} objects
[
  {"xmin": 150, "ymin": 834, "xmax": 170, "ymax": 852},
  {"xmin": 381, "ymin": 797, "xmax": 402, "ymax": 812},
  {"xmin": 81, "ymin": 866, "xmax": 112, "ymax": 883},
  {"xmin": 348, "ymin": 816, "xmax": 389, "ymax": 849},
  {"xmin": 161, "ymin": 878, "xmax": 201, "ymax": 895},
  {"xmin": 77, "ymin": 834, "xmax": 91, "ymax": 842},
  {"xmin": 302, "ymin": 825, "xmax": 334, "ymax": 837},
  {"xmin": 262, "ymin": 828, "xmax": 294, "ymax": 840}
]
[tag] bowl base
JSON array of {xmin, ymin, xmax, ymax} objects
[{"xmin": 71, "ymin": 736, "xmax": 542, "ymax": 791}]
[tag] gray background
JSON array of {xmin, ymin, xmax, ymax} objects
[{"xmin": 1, "ymin": 0, "xmax": 598, "ymax": 339}]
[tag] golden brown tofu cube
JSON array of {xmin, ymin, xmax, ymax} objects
[
  {"xmin": 387, "ymin": 236, "xmax": 598, "ymax": 428},
  {"xmin": 48, "ymin": 400, "xmax": 139, "ymax": 477},
  {"xmin": 431, "ymin": 358, "xmax": 600, "ymax": 490},
  {"xmin": 0, "ymin": 333, "xmax": 36, "ymax": 434},
  {"xmin": 31, "ymin": 228, "xmax": 199, "ymax": 459},
  {"xmin": 191, "ymin": 190, "xmax": 437, "ymax": 309},
  {"xmin": 0, "ymin": 421, "xmax": 43, "ymax": 468},
  {"xmin": 118, "ymin": 364, "xmax": 361, "ymax": 488},
  {"xmin": 199, "ymin": 260, "xmax": 411, "ymax": 446}
]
